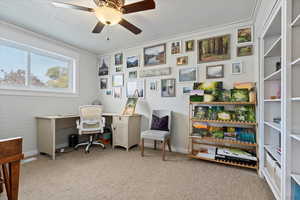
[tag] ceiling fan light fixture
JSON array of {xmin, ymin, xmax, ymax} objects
[{"xmin": 94, "ymin": 6, "xmax": 122, "ymax": 25}]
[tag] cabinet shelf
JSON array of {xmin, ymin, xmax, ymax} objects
[
  {"xmin": 291, "ymin": 134, "xmax": 300, "ymax": 142},
  {"xmin": 264, "ymin": 99, "xmax": 281, "ymax": 102},
  {"xmin": 264, "ymin": 121, "xmax": 281, "ymax": 132},
  {"xmin": 292, "ymin": 174, "xmax": 300, "ymax": 186},
  {"xmin": 291, "ymin": 97, "xmax": 300, "ymax": 101},
  {"xmin": 189, "ymin": 136, "xmax": 257, "ymax": 147},
  {"xmin": 191, "ymin": 118, "xmax": 257, "ymax": 126},
  {"xmin": 264, "ymin": 69, "xmax": 281, "ymax": 81},
  {"xmin": 264, "ymin": 37, "xmax": 281, "ymax": 57},
  {"xmin": 291, "ymin": 14, "xmax": 300, "ymax": 27},
  {"xmin": 262, "ymin": 168, "xmax": 281, "ymax": 200},
  {"xmin": 190, "ymin": 101, "xmax": 256, "ymax": 105},
  {"xmin": 291, "ymin": 58, "xmax": 300, "ymax": 66},
  {"xmin": 265, "ymin": 145, "xmax": 281, "ymax": 164}
]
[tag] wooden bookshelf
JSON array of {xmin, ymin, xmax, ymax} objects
[
  {"xmin": 191, "ymin": 118, "xmax": 257, "ymax": 126},
  {"xmin": 190, "ymin": 101, "xmax": 256, "ymax": 105},
  {"xmin": 189, "ymin": 136, "xmax": 257, "ymax": 147}
]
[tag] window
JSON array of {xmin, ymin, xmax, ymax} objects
[{"xmin": 0, "ymin": 40, "xmax": 76, "ymax": 94}]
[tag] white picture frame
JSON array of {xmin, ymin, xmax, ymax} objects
[
  {"xmin": 149, "ymin": 80, "xmax": 158, "ymax": 91},
  {"xmin": 112, "ymin": 74, "xmax": 124, "ymax": 87},
  {"xmin": 232, "ymin": 62, "xmax": 243, "ymax": 75},
  {"xmin": 178, "ymin": 67, "xmax": 197, "ymax": 82},
  {"xmin": 236, "ymin": 26, "xmax": 253, "ymax": 45},
  {"xmin": 171, "ymin": 40, "xmax": 182, "ymax": 55},
  {"xmin": 126, "ymin": 79, "xmax": 145, "ymax": 98}
]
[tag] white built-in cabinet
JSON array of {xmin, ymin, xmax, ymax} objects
[{"xmin": 259, "ymin": 0, "xmax": 300, "ymax": 199}]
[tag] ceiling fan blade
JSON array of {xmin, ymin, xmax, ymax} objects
[
  {"xmin": 52, "ymin": 2, "xmax": 94, "ymax": 12},
  {"xmin": 119, "ymin": 19, "xmax": 142, "ymax": 35},
  {"xmin": 92, "ymin": 22, "xmax": 105, "ymax": 33},
  {"xmin": 122, "ymin": 0, "xmax": 155, "ymax": 14}
]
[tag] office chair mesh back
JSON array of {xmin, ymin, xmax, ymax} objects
[{"xmin": 79, "ymin": 105, "xmax": 103, "ymax": 130}]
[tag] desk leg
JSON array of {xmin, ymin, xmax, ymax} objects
[
  {"xmin": 2, "ymin": 164, "xmax": 11, "ymax": 200},
  {"xmin": 0, "ymin": 168, "xmax": 3, "ymax": 193},
  {"xmin": 9, "ymin": 161, "xmax": 21, "ymax": 200}
]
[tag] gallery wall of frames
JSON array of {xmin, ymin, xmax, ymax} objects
[{"xmin": 97, "ymin": 23, "xmax": 256, "ymax": 152}]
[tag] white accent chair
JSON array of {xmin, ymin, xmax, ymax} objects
[
  {"xmin": 75, "ymin": 105, "xmax": 105, "ymax": 153},
  {"xmin": 140, "ymin": 110, "xmax": 172, "ymax": 161}
]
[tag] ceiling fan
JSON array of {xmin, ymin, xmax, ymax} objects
[{"xmin": 52, "ymin": 0, "xmax": 156, "ymax": 35}]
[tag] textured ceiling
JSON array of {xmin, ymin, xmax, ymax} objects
[{"xmin": 0, "ymin": 0, "xmax": 258, "ymax": 54}]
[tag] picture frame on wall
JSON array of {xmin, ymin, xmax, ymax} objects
[
  {"xmin": 232, "ymin": 62, "xmax": 243, "ymax": 75},
  {"xmin": 113, "ymin": 87, "xmax": 122, "ymax": 98},
  {"xmin": 114, "ymin": 53, "xmax": 123, "ymax": 65},
  {"xmin": 237, "ymin": 45, "xmax": 253, "ymax": 57},
  {"xmin": 185, "ymin": 40, "xmax": 194, "ymax": 52},
  {"xmin": 183, "ymin": 86, "xmax": 192, "ymax": 94},
  {"xmin": 161, "ymin": 79, "xmax": 176, "ymax": 97},
  {"xmin": 178, "ymin": 67, "xmax": 197, "ymax": 82},
  {"xmin": 112, "ymin": 74, "xmax": 124, "ymax": 87},
  {"xmin": 176, "ymin": 56, "xmax": 188, "ymax": 66},
  {"xmin": 237, "ymin": 26, "xmax": 253, "ymax": 44},
  {"xmin": 140, "ymin": 67, "xmax": 172, "ymax": 78},
  {"xmin": 106, "ymin": 90, "xmax": 112, "ymax": 95},
  {"xmin": 98, "ymin": 55, "xmax": 110, "ymax": 76},
  {"xmin": 206, "ymin": 65, "xmax": 224, "ymax": 79},
  {"xmin": 198, "ymin": 34, "xmax": 230, "ymax": 63},
  {"xmin": 128, "ymin": 71, "xmax": 138, "ymax": 79},
  {"xmin": 171, "ymin": 41, "xmax": 182, "ymax": 54},
  {"xmin": 116, "ymin": 66, "xmax": 123, "ymax": 72},
  {"xmin": 100, "ymin": 78, "xmax": 108, "ymax": 89},
  {"xmin": 126, "ymin": 56, "xmax": 139, "ymax": 68},
  {"xmin": 126, "ymin": 79, "xmax": 145, "ymax": 98},
  {"xmin": 149, "ymin": 80, "xmax": 158, "ymax": 91},
  {"xmin": 144, "ymin": 43, "xmax": 166, "ymax": 66}
]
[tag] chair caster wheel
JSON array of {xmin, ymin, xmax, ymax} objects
[{"xmin": 85, "ymin": 150, "xmax": 90, "ymax": 154}]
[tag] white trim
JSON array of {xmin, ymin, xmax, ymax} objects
[
  {"xmin": 262, "ymin": 168, "xmax": 281, "ymax": 200},
  {"xmin": 24, "ymin": 149, "xmax": 38, "ymax": 158}
]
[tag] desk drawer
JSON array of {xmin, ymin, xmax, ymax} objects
[{"xmin": 113, "ymin": 116, "xmax": 129, "ymax": 125}]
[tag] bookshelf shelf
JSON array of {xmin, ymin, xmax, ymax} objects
[
  {"xmin": 291, "ymin": 58, "xmax": 300, "ymax": 65},
  {"xmin": 264, "ymin": 36, "xmax": 281, "ymax": 57},
  {"xmin": 262, "ymin": 168, "xmax": 281, "ymax": 200},
  {"xmin": 291, "ymin": 14, "xmax": 300, "ymax": 27},
  {"xmin": 264, "ymin": 99, "xmax": 281, "ymax": 102},
  {"xmin": 291, "ymin": 174, "xmax": 300, "ymax": 186},
  {"xmin": 291, "ymin": 134, "xmax": 300, "ymax": 142},
  {"xmin": 265, "ymin": 145, "xmax": 281, "ymax": 164},
  {"xmin": 264, "ymin": 121, "xmax": 281, "ymax": 132},
  {"xmin": 264, "ymin": 69, "xmax": 281, "ymax": 81},
  {"xmin": 191, "ymin": 118, "xmax": 257, "ymax": 126},
  {"xmin": 189, "ymin": 136, "xmax": 257, "ymax": 147},
  {"xmin": 190, "ymin": 101, "xmax": 256, "ymax": 105}
]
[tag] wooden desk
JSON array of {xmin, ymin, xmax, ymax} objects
[{"xmin": 0, "ymin": 137, "xmax": 23, "ymax": 200}]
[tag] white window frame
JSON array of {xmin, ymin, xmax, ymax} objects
[{"xmin": 0, "ymin": 38, "xmax": 79, "ymax": 97}]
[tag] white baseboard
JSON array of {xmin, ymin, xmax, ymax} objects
[{"xmin": 24, "ymin": 150, "xmax": 38, "ymax": 158}]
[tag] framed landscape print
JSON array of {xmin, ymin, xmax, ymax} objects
[
  {"xmin": 178, "ymin": 67, "xmax": 197, "ymax": 82},
  {"xmin": 176, "ymin": 56, "xmax": 188, "ymax": 66},
  {"xmin": 98, "ymin": 55, "xmax": 110, "ymax": 76},
  {"xmin": 140, "ymin": 67, "xmax": 171, "ymax": 77},
  {"xmin": 115, "ymin": 53, "xmax": 123, "ymax": 65},
  {"xmin": 171, "ymin": 41, "xmax": 182, "ymax": 54},
  {"xmin": 126, "ymin": 56, "xmax": 139, "ymax": 68},
  {"xmin": 128, "ymin": 71, "xmax": 138, "ymax": 79},
  {"xmin": 123, "ymin": 98, "xmax": 138, "ymax": 115},
  {"xmin": 100, "ymin": 78, "xmax": 108, "ymax": 89},
  {"xmin": 198, "ymin": 35, "xmax": 230, "ymax": 63},
  {"xmin": 183, "ymin": 86, "xmax": 192, "ymax": 94},
  {"xmin": 185, "ymin": 40, "xmax": 194, "ymax": 52},
  {"xmin": 161, "ymin": 79, "xmax": 176, "ymax": 97},
  {"xmin": 237, "ymin": 45, "xmax": 253, "ymax": 57},
  {"xmin": 126, "ymin": 79, "xmax": 145, "ymax": 98},
  {"xmin": 206, "ymin": 65, "xmax": 224, "ymax": 79},
  {"xmin": 237, "ymin": 26, "xmax": 253, "ymax": 44},
  {"xmin": 144, "ymin": 44, "xmax": 166, "ymax": 66},
  {"xmin": 112, "ymin": 74, "xmax": 124, "ymax": 87}
]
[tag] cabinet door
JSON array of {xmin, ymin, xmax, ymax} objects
[{"xmin": 113, "ymin": 116, "xmax": 128, "ymax": 146}]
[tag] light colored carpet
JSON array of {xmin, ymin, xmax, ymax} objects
[{"xmin": 1, "ymin": 147, "xmax": 274, "ymax": 200}]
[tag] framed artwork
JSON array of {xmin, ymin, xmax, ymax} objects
[
  {"xmin": 237, "ymin": 45, "xmax": 253, "ymax": 57},
  {"xmin": 140, "ymin": 67, "xmax": 172, "ymax": 78},
  {"xmin": 106, "ymin": 90, "xmax": 112, "ymax": 95},
  {"xmin": 161, "ymin": 79, "xmax": 176, "ymax": 97},
  {"xmin": 237, "ymin": 26, "xmax": 253, "ymax": 44},
  {"xmin": 149, "ymin": 80, "xmax": 158, "ymax": 91},
  {"xmin": 178, "ymin": 67, "xmax": 197, "ymax": 82},
  {"xmin": 115, "ymin": 53, "xmax": 123, "ymax": 65},
  {"xmin": 113, "ymin": 87, "xmax": 122, "ymax": 98},
  {"xmin": 185, "ymin": 40, "xmax": 195, "ymax": 52},
  {"xmin": 198, "ymin": 34, "xmax": 230, "ymax": 63},
  {"xmin": 126, "ymin": 79, "xmax": 145, "ymax": 98},
  {"xmin": 183, "ymin": 86, "xmax": 192, "ymax": 94},
  {"xmin": 116, "ymin": 66, "xmax": 123, "ymax": 72},
  {"xmin": 144, "ymin": 44, "xmax": 166, "ymax": 66},
  {"xmin": 123, "ymin": 98, "xmax": 138, "ymax": 115},
  {"xmin": 232, "ymin": 62, "xmax": 243, "ymax": 74},
  {"xmin": 100, "ymin": 78, "xmax": 108, "ymax": 89},
  {"xmin": 128, "ymin": 71, "xmax": 138, "ymax": 79},
  {"xmin": 126, "ymin": 56, "xmax": 139, "ymax": 68},
  {"xmin": 112, "ymin": 74, "xmax": 124, "ymax": 87},
  {"xmin": 176, "ymin": 56, "xmax": 188, "ymax": 66},
  {"xmin": 206, "ymin": 65, "xmax": 224, "ymax": 79},
  {"xmin": 98, "ymin": 55, "xmax": 110, "ymax": 76},
  {"xmin": 171, "ymin": 41, "xmax": 182, "ymax": 54}
]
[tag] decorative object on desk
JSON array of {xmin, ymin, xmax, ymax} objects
[
  {"xmin": 100, "ymin": 78, "xmax": 108, "ymax": 89},
  {"xmin": 178, "ymin": 67, "xmax": 197, "ymax": 82},
  {"xmin": 176, "ymin": 56, "xmax": 188, "ymax": 66},
  {"xmin": 113, "ymin": 87, "xmax": 122, "ymax": 98},
  {"xmin": 276, "ymin": 61, "xmax": 281, "ymax": 71},
  {"xmin": 140, "ymin": 67, "xmax": 171, "ymax": 77},
  {"xmin": 193, "ymin": 81, "xmax": 223, "ymax": 91},
  {"xmin": 231, "ymin": 89, "xmax": 249, "ymax": 102},
  {"xmin": 161, "ymin": 79, "xmax": 176, "ymax": 97},
  {"xmin": 206, "ymin": 65, "xmax": 224, "ymax": 79},
  {"xmin": 115, "ymin": 52, "xmax": 123, "ymax": 65},
  {"xmin": 116, "ymin": 66, "xmax": 123, "ymax": 72},
  {"xmin": 171, "ymin": 41, "xmax": 182, "ymax": 54},
  {"xmin": 237, "ymin": 45, "xmax": 253, "ymax": 57},
  {"xmin": 128, "ymin": 71, "xmax": 138, "ymax": 79},
  {"xmin": 198, "ymin": 35, "xmax": 230, "ymax": 63},
  {"xmin": 183, "ymin": 86, "xmax": 192, "ymax": 94},
  {"xmin": 185, "ymin": 40, "xmax": 194, "ymax": 52},
  {"xmin": 112, "ymin": 74, "xmax": 124, "ymax": 87},
  {"xmin": 122, "ymin": 98, "xmax": 138, "ymax": 115},
  {"xmin": 144, "ymin": 43, "xmax": 166, "ymax": 66},
  {"xmin": 232, "ymin": 62, "xmax": 243, "ymax": 75},
  {"xmin": 126, "ymin": 56, "xmax": 139, "ymax": 68},
  {"xmin": 237, "ymin": 26, "xmax": 253, "ymax": 44},
  {"xmin": 149, "ymin": 80, "xmax": 158, "ymax": 91},
  {"xmin": 98, "ymin": 55, "xmax": 110, "ymax": 76},
  {"xmin": 106, "ymin": 90, "xmax": 112, "ymax": 95},
  {"xmin": 126, "ymin": 79, "xmax": 145, "ymax": 98}
]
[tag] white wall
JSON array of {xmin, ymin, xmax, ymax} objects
[
  {"xmin": 98, "ymin": 23, "xmax": 255, "ymax": 153},
  {"xmin": 0, "ymin": 22, "xmax": 98, "ymax": 155}
]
